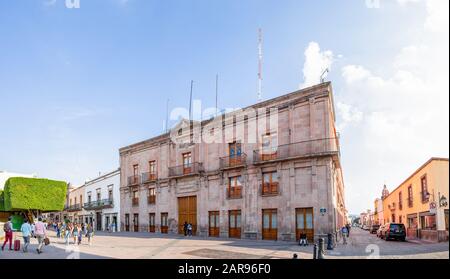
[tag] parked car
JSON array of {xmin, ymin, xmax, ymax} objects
[
  {"xmin": 380, "ymin": 223, "xmax": 406, "ymax": 241},
  {"xmin": 376, "ymin": 225, "xmax": 385, "ymax": 237},
  {"xmin": 369, "ymin": 224, "xmax": 380, "ymax": 234},
  {"xmin": 362, "ymin": 225, "xmax": 369, "ymax": 230}
]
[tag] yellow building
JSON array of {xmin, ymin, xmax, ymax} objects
[{"xmin": 382, "ymin": 158, "xmax": 449, "ymax": 242}]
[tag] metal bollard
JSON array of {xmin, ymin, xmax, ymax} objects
[
  {"xmin": 327, "ymin": 233, "xmax": 334, "ymax": 250},
  {"xmin": 313, "ymin": 244, "xmax": 318, "ymax": 259},
  {"xmin": 318, "ymin": 238, "xmax": 325, "ymax": 259}
]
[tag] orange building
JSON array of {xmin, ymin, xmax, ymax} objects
[{"xmin": 382, "ymin": 158, "xmax": 449, "ymax": 242}]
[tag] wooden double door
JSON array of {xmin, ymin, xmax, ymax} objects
[
  {"xmin": 229, "ymin": 210, "xmax": 241, "ymax": 238},
  {"xmin": 149, "ymin": 213, "xmax": 155, "ymax": 233},
  {"xmin": 178, "ymin": 196, "xmax": 197, "ymax": 235},
  {"xmin": 229, "ymin": 142, "xmax": 243, "ymax": 166},
  {"xmin": 296, "ymin": 208, "xmax": 314, "ymax": 242},
  {"xmin": 209, "ymin": 211, "xmax": 220, "ymax": 237},
  {"xmin": 262, "ymin": 209, "xmax": 278, "ymax": 240},
  {"xmin": 133, "ymin": 214, "xmax": 139, "ymax": 232}
]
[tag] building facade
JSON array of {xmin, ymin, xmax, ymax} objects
[
  {"xmin": 83, "ymin": 169, "xmax": 121, "ymax": 232},
  {"xmin": 119, "ymin": 82, "xmax": 346, "ymax": 241},
  {"xmin": 382, "ymin": 158, "xmax": 449, "ymax": 242},
  {"xmin": 373, "ymin": 198, "xmax": 384, "ymax": 225},
  {"xmin": 65, "ymin": 185, "xmax": 88, "ymax": 224}
]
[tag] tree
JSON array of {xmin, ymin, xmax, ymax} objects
[{"xmin": 1, "ymin": 177, "xmax": 67, "ymax": 222}]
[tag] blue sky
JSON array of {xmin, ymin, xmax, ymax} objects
[{"xmin": 0, "ymin": 0, "xmax": 448, "ymax": 214}]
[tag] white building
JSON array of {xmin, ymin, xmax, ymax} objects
[
  {"xmin": 0, "ymin": 171, "xmax": 37, "ymax": 190},
  {"xmin": 83, "ymin": 169, "xmax": 121, "ymax": 232}
]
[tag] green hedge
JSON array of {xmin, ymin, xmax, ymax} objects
[
  {"xmin": 2, "ymin": 177, "xmax": 67, "ymax": 212},
  {"xmin": 0, "ymin": 190, "xmax": 4, "ymax": 211}
]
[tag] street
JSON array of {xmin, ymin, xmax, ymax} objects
[{"xmin": 0, "ymin": 227, "xmax": 448, "ymax": 259}]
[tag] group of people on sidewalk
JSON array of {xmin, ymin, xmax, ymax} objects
[
  {"xmin": 182, "ymin": 222, "xmax": 194, "ymax": 236},
  {"xmin": 297, "ymin": 223, "xmax": 352, "ymax": 247},
  {"xmin": 55, "ymin": 222, "xmax": 94, "ymax": 246},
  {"xmin": 2, "ymin": 216, "xmax": 48, "ymax": 254}
]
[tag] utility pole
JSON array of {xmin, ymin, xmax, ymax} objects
[
  {"xmin": 165, "ymin": 98, "xmax": 169, "ymax": 133},
  {"xmin": 215, "ymin": 74, "xmax": 219, "ymax": 116},
  {"xmin": 189, "ymin": 80, "xmax": 194, "ymax": 120},
  {"xmin": 258, "ymin": 28, "xmax": 263, "ymax": 101}
]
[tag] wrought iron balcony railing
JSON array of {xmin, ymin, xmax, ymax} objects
[
  {"xmin": 227, "ymin": 186, "xmax": 242, "ymax": 199},
  {"xmin": 83, "ymin": 199, "xmax": 114, "ymax": 210},
  {"xmin": 253, "ymin": 138, "xmax": 340, "ymax": 164},
  {"xmin": 261, "ymin": 183, "xmax": 279, "ymax": 196},
  {"xmin": 420, "ymin": 191, "xmax": 430, "ymax": 203},
  {"xmin": 219, "ymin": 153, "xmax": 247, "ymax": 169},
  {"xmin": 132, "ymin": 197, "xmax": 139, "ymax": 206},
  {"xmin": 168, "ymin": 162, "xmax": 204, "ymax": 177},
  {"xmin": 148, "ymin": 195, "xmax": 156, "ymax": 204},
  {"xmin": 142, "ymin": 172, "xmax": 158, "ymax": 183},
  {"xmin": 65, "ymin": 204, "xmax": 82, "ymax": 212},
  {"xmin": 128, "ymin": 175, "xmax": 140, "ymax": 186}
]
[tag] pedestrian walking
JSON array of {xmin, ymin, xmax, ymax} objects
[
  {"xmin": 2, "ymin": 217, "xmax": 14, "ymax": 251},
  {"xmin": 31, "ymin": 222, "xmax": 36, "ymax": 238},
  {"xmin": 20, "ymin": 219, "xmax": 32, "ymax": 253},
  {"xmin": 64, "ymin": 223, "xmax": 71, "ymax": 245},
  {"xmin": 187, "ymin": 223, "xmax": 193, "ymax": 237},
  {"xmin": 183, "ymin": 221, "xmax": 188, "ymax": 236},
  {"xmin": 56, "ymin": 223, "xmax": 61, "ymax": 238},
  {"xmin": 72, "ymin": 223, "xmax": 79, "ymax": 244},
  {"xmin": 346, "ymin": 223, "xmax": 351, "ymax": 237},
  {"xmin": 86, "ymin": 223, "xmax": 94, "ymax": 246},
  {"xmin": 77, "ymin": 224, "xmax": 83, "ymax": 245},
  {"xmin": 341, "ymin": 226, "xmax": 348, "ymax": 245},
  {"xmin": 35, "ymin": 217, "xmax": 47, "ymax": 254}
]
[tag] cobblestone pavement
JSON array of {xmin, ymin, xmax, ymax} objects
[{"xmin": 0, "ymin": 228, "xmax": 447, "ymax": 259}]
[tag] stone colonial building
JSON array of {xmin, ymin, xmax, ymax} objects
[
  {"xmin": 382, "ymin": 158, "xmax": 449, "ymax": 242},
  {"xmin": 119, "ymin": 82, "xmax": 346, "ymax": 241}
]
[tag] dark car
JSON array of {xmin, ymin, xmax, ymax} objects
[
  {"xmin": 369, "ymin": 224, "xmax": 380, "ymax": 234},
  {"xmin": 380, "ymin": 223, "xmax": 406, "ymax": 241}
]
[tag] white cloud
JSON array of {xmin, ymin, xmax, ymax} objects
[
  {"xmin": 336, "ymin": 102, "xmax": 363, "ymax": 131},
  {"xmin": 300, "ymin": 42, "xmax": 334, "ymax": 89},
  {"xmin": 337, "ymin": 0, "xmax": 449, "ymax": 214},
  {"xmin": 43, "ymin": 0, "xmax": 57, "ymax": 6}
]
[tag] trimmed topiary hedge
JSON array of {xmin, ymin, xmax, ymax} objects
[
  {"xmin": 2, "ymin": 177, "xmax": 67, "ymax": 212},
  {"xmin": 0, "ymin": 190, "xmax": 4, "ymax": 211}
]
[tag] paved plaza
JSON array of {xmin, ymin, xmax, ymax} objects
[{"xmin": 0, "ymin": 228, "xmax": 448, "ymax": 259}]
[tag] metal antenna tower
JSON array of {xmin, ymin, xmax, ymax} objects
[{"xmin": 257, "ymin": 28, "xmax": 263, "ymax": 101}]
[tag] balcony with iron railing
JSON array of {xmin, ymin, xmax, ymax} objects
[
  {"xmin": 219, "ymin": 153, "xmax": 247, "ymax": 169},
  {"xmin": 168, "ymin": 162, "xmax": 204, "ymax": 177},
  {"xmin": 142, "ymin": 172, "xmax": 158, "ymax": 183},
  {"xmin": 227, "ymin": 186, "xmax": 242, "ymax": 199},
  {"xmin": 83, "ymin": 199, "xmax": 114, "ymax": 210},
  {"xmin": 132, "ymin": 197, "xmax": 139, "ymax": 206},
  {"xmin": 65, "ymin": 204, "xmax": 82, "ymax": 212},
  {"xmin": 420, "ymin": 191, "xmax": 430, "ymax": 203},
  {"xmin": 253, "ymin": 138, "xmax": 340, "ymax": 164},
  {"xmin": 127, "ymin": 175, "xmax": 140, "ymax": 186},
  {"xmin": 261, "ymin": 182, "xmax": 279, "ymax": 196},
  {"xmin": 148, "ymin": 195, "xmax": 156, "ymax": 204}
]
